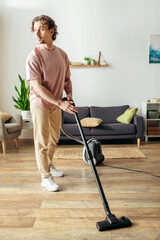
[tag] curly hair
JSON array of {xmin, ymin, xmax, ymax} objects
[{"xmin": 31, "ymin": 15, "xmax": 58, "ymax": 41}]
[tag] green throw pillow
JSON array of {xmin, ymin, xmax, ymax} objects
[{"xmin": 116, "ymin": 107, "xmax": 138, "ymax": 124}]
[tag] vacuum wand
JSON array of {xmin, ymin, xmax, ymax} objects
[
  {"xmin": 74, "ymin": 112, "xmax": 111, "ymax": 216},
  {"xmin": 62, "ymin": 98, "xmax": 132, "ymax": 231}
]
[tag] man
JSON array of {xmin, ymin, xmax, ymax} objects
[{"xmin": 26, "ymin": 15, "xmax": 78, "ymax": 192}]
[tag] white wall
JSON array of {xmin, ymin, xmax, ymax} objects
[{"xmin": 0, "ymin": 0, "xmax": 160, "ymax": 116}]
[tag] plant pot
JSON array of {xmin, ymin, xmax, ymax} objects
[
  {"xmin": 21, "ymin": 110, "xmax": 31, "ymax": 120},
  {"xmin": 83, "ymin": 60, "xmax": 90, "ymax": 65}
]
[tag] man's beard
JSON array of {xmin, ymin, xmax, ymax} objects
[
  {"xmin": 40, "ymin": 40, "xmax": 46, "ymax": 44},
  {"xmin": 38, "ymin": 38, "xmax": 46, "ymax": 44}
]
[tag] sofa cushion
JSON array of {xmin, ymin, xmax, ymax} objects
[
  {"xmin": 61, "ymin": 124, "xmax": 91, "ymax": 136},
  {"xmin": 90, "ymin": 105, "xmax": 129, "ymax": 123},
  {"xmin": 5, "ymin": 123, "xmax": 21, "ymax": 134},
  {"xmin": 63, "ymin": 107, "xmax": 90, "ymax": 124},
  {"xmin": 81, "ymin": 117, "xmax": 103, "ymax": 127},
  {"xmin": 0, "ymin": 111, "xmax": 12, "ymax": 122},
  {"xmin": 91, "ymin": 123, "xmax": 136, "ymax": 136},
  {"xmin": 117, "ymin": 107, "xmax": 138, "ymax": 124}
]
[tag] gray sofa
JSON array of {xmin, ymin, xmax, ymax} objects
[{"xmin": 60, "ymin": 105, "xmax": 144, "ymax": 145}]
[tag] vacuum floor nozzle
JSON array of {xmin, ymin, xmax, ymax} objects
[{"xmin": 96, "ymin": 216, "xmax": 132, "ymax": 231}]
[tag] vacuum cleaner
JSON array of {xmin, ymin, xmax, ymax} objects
[
  {"xmin": 61, "ymin": 105, "xmax": 104, "ymax": 166},
  {"xmin": 61, "ymin": 98, "xmax": 132, "ymax": 231}
]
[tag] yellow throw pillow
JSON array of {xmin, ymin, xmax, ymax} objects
[
  {"xmin": 116, "ymin": 107, "xmax": 138, "ymax": 124},
  {"xmin": 0, "ymin": 110, "xmax": 12, "ymax": 122},
  {"xmin": 80, "ymin": 117, "xmax": 103, "ymax": 127}
]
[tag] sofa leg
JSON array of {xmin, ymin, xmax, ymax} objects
[
  {"xmin": 2, "ymin": 141, "xmax": 6, "ymax": 154},
  {"xmin": 14, "ymin": 138, "xmax": 19, "ymax": 148},
  {"xmin": 137, "ymin": 138, "xmax": 141, "ymax": 146}
]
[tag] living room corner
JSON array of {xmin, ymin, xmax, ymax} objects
[{"xmin": 0, "ymin": 0, "xmax": 160, "ymax": 239}]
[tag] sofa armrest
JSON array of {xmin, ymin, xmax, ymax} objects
[
  {"xmin": 9, "ymin": 114, "xmax": 22, "ymax": 126},
  {"xmin": 133, "ymin": 115, "xmax": 144, "ymax": 138},
  {"xmin": 0, "ymin": 118, "xmax": 6, "ymax": 140}
]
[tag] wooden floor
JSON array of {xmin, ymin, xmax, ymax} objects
[{"xmin": 0, "ymin": 140, "xmax": 160, "ymax": 240}]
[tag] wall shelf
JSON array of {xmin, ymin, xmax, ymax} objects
[
  {"xmin": 70, "ymin": 51, "xmax": 108, "ymax": 68},
  {"xmin": 147, "ymin": 119, "xmax": 160, "ymax": 121},
  {"xmin": 70, "ymin": 64, "xmax": 108, "ymax": 68}
]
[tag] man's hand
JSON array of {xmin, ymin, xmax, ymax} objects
[{"xmin": 59, "ymin": 99, "xmax": 78, "ymax": 115}]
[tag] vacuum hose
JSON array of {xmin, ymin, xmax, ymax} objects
[{"xmin": 61, "ymin": 110, "xmax": 83, "ymax": 145}]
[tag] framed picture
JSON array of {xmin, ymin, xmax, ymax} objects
[{"xmin": 149, "ymin": 34, "xmax": 160, "ymax": 63}]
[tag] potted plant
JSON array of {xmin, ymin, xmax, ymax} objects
[
  {"xmin": 12, "ymin": 74, "xmax": 31, "ymax": 119},
  {"xmin": 83, "ymin": 57, "xmax": 90, "ymax": 65}
]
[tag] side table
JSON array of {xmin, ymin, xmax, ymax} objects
[{"xmin": 20, "ymin": 118, "xmax": 33, "ymax": 139}]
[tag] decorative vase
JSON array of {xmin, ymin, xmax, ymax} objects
[{"xmin": 91, "ymin": 59, "xmax": 95, "ymax": 65}]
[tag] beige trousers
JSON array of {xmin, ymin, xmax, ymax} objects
[{"xmin": 31, "ymin": 104, "xmax": 61, "ymax": 179}]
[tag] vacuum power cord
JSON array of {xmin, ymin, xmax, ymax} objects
[{"xmin": 103, "ymin": 164, "xmax": 160, "ymax": 178}]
